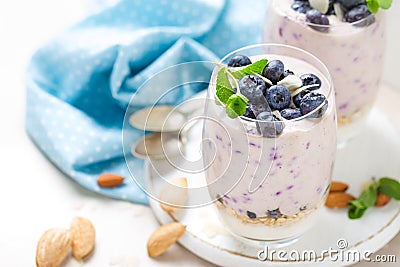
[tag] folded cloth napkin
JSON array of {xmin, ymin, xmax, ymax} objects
[{"xmin": 25, "ymin": 0, "xmax": 268, "ymax": 204}]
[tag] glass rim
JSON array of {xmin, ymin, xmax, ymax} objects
[
  {"xmin": 217, "ymin": 43, "xmax": 334, "ymax": 123},
  {"xmin": 303, "ymin": 13, "xmax": 377, "ymax": 29},
  {"xmin": 272, "ymin": 0, "xmax": 382, "ymax": 29}
]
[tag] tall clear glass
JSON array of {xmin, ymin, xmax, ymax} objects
[
  {"xmin": 263, "ymin": 0, "xmax": 386, "ymax": 144},
  {"xmin": 202, "ymin": 44, "xmax": 337, "ymax": 243}
]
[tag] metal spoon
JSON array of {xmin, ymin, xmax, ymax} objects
[
  {"xmin": 129, "ymin": 105, "xmax": 188, "ymax": 132},
  {"xmin": 131, "ymin": 119, "xmax": 199, "ymax": 159},
  {"xmin": 131, "ymin": 132, "xmax": 181, "ymax": 159}
]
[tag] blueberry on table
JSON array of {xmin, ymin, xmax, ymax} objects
[
  {"xmin": 239, "ymin": 75, "xmax": 267, "ymax": 103},
  {"xmin": 256, "ymin": 112, "xmax": 285, "ymax": 138},
  {"xmin": 266, "ymin": 85, "xmax": 291, "ymax": 110},
  {"xmin": 344, "ymin": 5, "xmax": 374, "ymax": 26},
  {"xmin": 300, "ymin": 73, "xmax": 322, "ymax": 90},
  {"xmin": 227, "ymin": 55, "xmax": 252, "ymax": 67},
  {"xmin": 247, "ymin": 210, "xmax": 257, "ymax": 219},
  {"xmin": 262, "ymin": 60, "xmax": 285, "ymax": 84},
  {"xmin": 293, "ymin": 89, "xmax": 311, "ymax": 107},
  {"xmin": 306, "ymin": 9, "xmax": 330, "ymax": 32},
  {"xmin": 299, "ymin": 92, "xmax": 328, "ymax": 118},
  {"xmin": 280, "ymin": 108, "xmax": 302, "ymax": 120},
  {"xmin": 291, "ymin": 1, "xmax": 312, "ymax": 14}
]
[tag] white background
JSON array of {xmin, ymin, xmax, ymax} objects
[{"xmin": 0, "ymin": 1, "xmax": 399, "ymax": 266}]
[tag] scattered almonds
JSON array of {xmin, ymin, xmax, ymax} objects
[
  {"xmin": 159, "ymin": 177, "xmax": 188, "ymax": 213},
  {"xmin": 70, "ymin": 217, "xmax": 96, "ymax": 260},
  {"xmin": 97, "ymin": 173, "xmax": 124, "ymax": 188},
  {"xmin": 325, "ymin": 192, "xmax": 355, "ymax": 208},
  {"xmin": 36, "ymin": 217, "xmax": 96, "ymax": 266},
  {"xmin": 375, "ymin": 193, "xmax": 391, "ymax": 207},
  {"xmin": 147, "ymin": 222, "xmax": 186, "ymax": 257},
  {"xmin": 329, "ymin": 181, "xmax": 349, "ymax": 192},
  {"xmin": 36, "ymin": 228, "xmax": 71, "ymax": 267}
]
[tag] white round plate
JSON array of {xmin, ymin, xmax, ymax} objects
[{"xmin": 145, "ymin": 107, "xmax": 400, "ymax": 267}]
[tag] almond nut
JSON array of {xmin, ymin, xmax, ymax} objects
[
  {"xmin": 325, "ymin": 192, "xmax": 355, "ymax": 208},
  {"xmin": 329, "ymin": 181, "xmax": 349, "ymax": 192},
  {"xmin": 36, "ymin": 228, "xmax": 71, "ymax": 267},
  {"xmin": 97, "ymin": 173, "xmax": 124, "ymax": 188},
  {"xmin": 375, "ymin": 193, "xmax": 391, "ymax": 207},
  {"xmin": 70, "ymin": 217, "xmax": 96, "ymax": 260},
  {"xmin": 147, "ymin": 222, "xmax": 186, "ymax": 257},
  {"xmin": 159, "ymin": 177, "xmax": 188, "ymax": 213}
]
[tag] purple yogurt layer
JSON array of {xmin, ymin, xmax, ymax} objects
[
  {"xmin": 263, "ymin": 0, "xmax": 385, "ymax": 122},
  {"xmin": 204, "ymin": 55, "xmax": 336, "ymax": 225}
]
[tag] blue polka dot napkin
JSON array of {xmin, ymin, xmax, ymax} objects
[{"xmin": 25, "ymin": 0, "xmax": 268, "ymax": 204}]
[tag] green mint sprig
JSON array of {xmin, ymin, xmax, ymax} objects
[
  {"xmin": 215, "ymin": 59, "xmax": 268, "ymax": 118},
  {"xmin": 230, "ymin": 59, "xmax": 268, "ymax": 80},
  {"xmin": 366, "ymin": 0, "xmax": 392, "ymax": 13},
  {"xmin": 348, "ymin": 177, "xmax": 400, "ymax": 219}
]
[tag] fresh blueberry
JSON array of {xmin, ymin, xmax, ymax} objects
[
  {"xmin": 249, "ymin": 102, "xmax": 270, "ymax": 117},
  {"xmin": 299, "ymin": 92, "xmax": 328, "ymax": 118},
  {"xmin": 238, "ymin": 75, "xmax": 267, "ymax": 103},
  {"xmin": 227, "ymin": 55, "xmax": 252, "ymax": 67},
  {"xmin": 306, "ymin": 9, "xmax": 330, "ymax": 32},
  {"xmin": 256, "ymin": 112, "xmax": 285, "ymax": 138},
  {"xmin": 244, "ymin": 106, "xmax": 256, "ymax": 119},
  {"xmin": 326, "ymin": 0, "xmax": 336, "ymax": 15},
  {"xmin": 280, "ymin": 69, "xmax": 295, "ymax": 80},
  {"xmin": 344, "ymin": 5, "xmax": 374, "ymax": 26},
  {"xmin": 280, "ymin": 108, "xmax": 302, "ymax": 120},
  {"xmin": 267, "ymin": 208, "xmax": 283, "ymax": 219},
  {"xmin": 247, "ymin": 210, "xmax": 257, "ymax": 219},
  {"xmin": 300, "ymin": 73, "xmax": 322, "ymax": 90},
  {"xmin": 262, "ymin": 60, "xmax": 285, "ymax": 84},
  {"xmin": 291, "ymin": 0, "xmax": 312, "ymax": 14},
  {"xmin": 337, "ymin": 0, "xmax": 366, "ymax": 11},
  {"xmin": 293, "ymin": 89, "xmax": 311, "ymax": 107},
  {"xmin": 266, "ymin": 85, "xmax": 291, "ymax": 110}
]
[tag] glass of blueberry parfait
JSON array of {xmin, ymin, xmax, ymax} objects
[
  {"xmin": 202, "ymin": 44, "xmax": 337, "ymax": 242},
  {"xmin": 263, "ymin": 0, "xmax": 390, "ymax": 144}
]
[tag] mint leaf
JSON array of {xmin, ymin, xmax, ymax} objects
[
  {"xmin": 347, "ymin": 181, "xmax": 378, "ymax": 219},
  {"xmin": 367, "ymin": 0, "xmax": 380, "ymax": 13},
  {"xmin": 230, "ymin": 59, "xmax": 268, "ymax": 80},
  {"xmin": 378, "ymin": 0, "xmax": 392, "ymax": 9},
  {"xmin": 348, "ymin": 201, "xmax": 367, "ymax": 219},
  {"xmin": 216, "ymin": 67, "xmax": 234, "ymax": 104},
  {"xmin": 358, "ymin": 181, "xmax": 379, "ymax": 207},
  {"xmin": 226, "ymin": 94, "xmax": 248, "ymax": 119},
  {"xmin": 378, "ymin": 177, "xmax": 400, "ymax": 200},
  {"xmin": 347, "ymin": 177, "xmax": 399, "ymax": 220}
]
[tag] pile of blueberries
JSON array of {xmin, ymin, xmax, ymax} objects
[
  {"xmin": 227, "ymin": 55, "xmax": 328, "ymax": 138},
  {"xmin": 292, "ymin": 0, "xmax": 374, "ymax": 32}
]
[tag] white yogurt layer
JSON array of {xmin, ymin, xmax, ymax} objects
[{"xmin": 263, "ymin": 0, "xmax": 385, "ymax": 122}]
